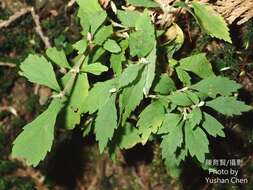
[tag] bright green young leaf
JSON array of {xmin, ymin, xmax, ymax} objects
[
  {"xmin": 167, "ymin": 92, "xmax": 193, "ymax": 106},
  {"xmin": 20, "ymin": 54, "xmax": 60, "ymax": 91},
  {"xmin": 12, "ymin": 99, "xmax": 63, "ymax": 166},
  {"xmin": 93, "ymin": 25, "xmax": 113, "ymax": 45},
  {"xmin": 82, "ymin": 79, "xmax": 116, "ymax": 114},
  {"xmin": 95, "ymin": 94, "xmax": 117, "ymax": 153},
  {"xmin": 192, "ymin": 2, "xmax": 231, "ymax": 43},
  {"xmin": 178, "ymin": 53, "xmax": 214, "ymax": 78},
  {"xmin": 82, "ymin": 62, "xmax": 108, "ymax": 75},
  {"xmin": 206, "ymin": 97, "xmax": 252, "ymax": 116},
  {"xmin": 117, "ymin": 10, "xmax": 140, "ymax": 27},
  {"xmin": 143, "ymin": 42, "xmax": 157, "ymax": 96},
  {"xmin": 119, "ymin": 123, "xmax": 141, "ymax": 149},
  {"xmin": 103, "ymin": 39, "xmax": 121, "ymax": 53},
  {"xmin": 185, "ymin": 121, "xmax": 209, "ymax": 163},
  {"xmin": 202, "ymin": 112, "xmax": 225, "ymax": 137},
  {"xmin": 64, "ymin": 106, "xmax": 81, "ymax": 130},
  {"xmin": 76, "ymin": 0, "xmax": 102, "ymax": 14},
  {"xmin": 90, "ymin": 11, "xmax": 107, "ymax": 35},
  {"xmin": 73, "ymin": 39, "xmax": 88, "ymax": 54},
  {"xmin": 186, "ymin": 91, "xmax": 199, "ymax": 104},
  {"xmin": 127, "ymin": 0, "xmax": 159, "ymax": 7},
  {"xmin": 191, "ymin": 76, "xmax": 241, "ymax": 98},
  {"xmin": 117, "ymin": 63, "xmax": 144, "ymax": 88},
  {"xmin": 158, "ymin": 113, "xmax": 182, "ymax": 134},
  {"xmin": 46, "ymin": 47, "xmax": 70, "ymax": 69},
  {"xmin": 154, "ymin": 74, "xmax": 176, "ymax": 95}
]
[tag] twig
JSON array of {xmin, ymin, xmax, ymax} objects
[
  {"xmin": 0, "ymin": 62, "xmax": 16, "ymax": 68},
  {"xmin": 0, "ymin": 8, "xmax": 31, "ymax": 28},
  {"xmin": 30, "ymin": 7, "xmax": 51, "ymax": 49}
]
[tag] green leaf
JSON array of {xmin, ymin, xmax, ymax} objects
[
  {"xmin": 12, "ymin": 99, "xmax": 63, "ymax": 166},
  {"xmin": 81, "ymin": 62, "xmax": 108, "ymax": 75},
  {"xmin": 154, "ymin": 74, "xmax": 176, "ymax": 95},
  {"xmin": 129, "ymin": 10, "xmax": 155, "ymax": 57},
  {"xmin": 73, "ymin": 39, "xmax": 88, "ymax": 54},
  {"xmin": 61, "ymin": 73, "xmax": 89, "ymax": 129},
  {"xmin": 202, "ymin": 112, "xmax": 225, "ymax": 137},
  {"xmin": 176, "ymin": 68, "xmax": 191, "ymax": 86},
  {"xmin": 93, "ymin": 25, "xmax": 113, "ymax": 45},
  {"xmin": 103, "ymin": 39, "xmax": 121, "ymax": 53},
  {"xmin": 206, "ymin": 97, "xmax": 252, "ymax": 116},
  {"xmin": 120, "ymin": 68, "xmax": 147, "ymax": 123},
  {"xmin": 110, "ymin": 53, "xmax": 124, "ymax": 76},
  {"xmin": 119, "ymin": 123, "xmax": 141, "ymax": 149},
  {"xmin": 46, "ymin": 47, "xmax": 70, "ymax": 69},
  {"xmin": 127, "ymin": 0, "xmax": 159, "ymax": 7},
  {"xmin": 117, "ymin": 10, "xmax": 140, "ymax": 27},
  {"xmin": 167, "ymin": 92, "xmax": 193, "ymax": 106},
  {"xmin": 191, "ymin": 76, "xmax": 241, "ymax": 98},
  {"xmin": 185, "ymin": 121, "xmax": 209, "ymax": 163},
  {"xmin": 160, "ymin": 120, "xmax": 184, "ymax": 155},
  {"xmin": 76, "ymin": 0, "xmax": 102, "ymax": 14},
  {"xmin": 20, "ymin": 54, "xmax": 60, "ymax": 91},
  {"xmin": 137, "ymin": 101, "xmax": 165, "ymax": 143},
  {"xmin": 158, "ymin": 113, "xmax": 182, "ymax": 135},
  {"xmin": 90, "ymin": 11, "xmax": 107, "ymax": 35},
  {"xmin": 178, "ymin": 53, "xmax": 214, "ymax": 78},
  {"xmin": 187, "ymin": 107, "xmax": 202, "ymax": 127},
  {"xmin": 192, "ymin": 2, "xmax": 231, "ymax": 43},
  {"xmin": 95, "ymin": 94, "xmax": 117, "ymax": 153},
  {"xmin": 143, "ymin": 42, "xmax": 157, "ymax": 96},
  {"xmin": 82, "ymin": 79, "xmax": 116, "ymax": 114},
  {"xmin": 117, "ymin": 63, "xmax": 144, "ymax": 88}
]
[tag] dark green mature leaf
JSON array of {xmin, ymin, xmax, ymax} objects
[
  {"xmin": 185, "ymin": 121, "xmax": 209, "ymax": 163},
  {"xmin": 202, "ymin": 112, "xmax": 225, "ymax": 137},
  {"xmin": 20, "ymin": 54, "xmax": 60, "ymax": 91},
  {"xmin": 46, "ymin": 47, "xmax": 70, "ymax": 68},
  {"xmin": 103, "ymin": 39, "xmax": 121, "ymax": 53},
  {"xmin": 160, "ymin": 121, "xmax": 184, "ymax": 154},
  {"xmin": 119, "ymin": 123, "xmax": 141, "ymax": 149},
  {"xmin": 120, "ymin": 68, "xmax": 147, "ymax": 123},
  {"xmin": 95, "ymin": 94, "xmax": 117, "ymax": 153},
  {"xmin": 127, "ymin": 0, "xmax": 159, "ymax": 7},
  {"xmin": 167, "ymin": 92, "xmax": 193, "ymax": 106},
  {"xmin": 82, "ymin": 62, "xmax": 108, "ymax": 75},
  {"xmin": 61, "ymin": 73, "xmax": 89, "ymax": 129},
  {"xmin": 206, "ymin": 97, "xmax": 252, "ymax": 116},
  {"xmin": 191, "ymin": 76, "xmax": 241, "ymax": 98},
  {"xmin": 137, "ymin": 101, "xmax": 165, "ymax": 143},
  {"xmin": 192, "ymin": 2, "xmax": 231, "ymax": 43},
  {"xmin": 82, "ymin": 79, "xmax": 116, "ymax": 114},
  {"xmin": 117, "ymin": 10, "xmax": 140, "ymax": 27},
  {"xmin": 117, "ymin": 63, "xmax": 144, "ymax": 88},
  {"xmin": 143, "ymin": 42, "xmax": 157, "ymax": 96},
  {"xmin": 158, "ymin": 113, "xmax": 182, "ymax": 134},
  {"xmin": 93, "ymin": 25, "xmax": 113, "ymax": 45},
  {"xmin": 178, "ymin": 53, "xmax": 214, "ymax": 78},
  {"xmin": 129, "ymin": 10, "xmax": 155, "ymax": 57},
  {"xmin": 154, "ymin": 74, "xmax": 176, "ymax": 95},
  {"xmin": 12, "ymin": 99, "xmax": 63, "ymax": 166},
  {"xmin": 176, "ymin": 68, "xmax": 191, "ymax": 86}
]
